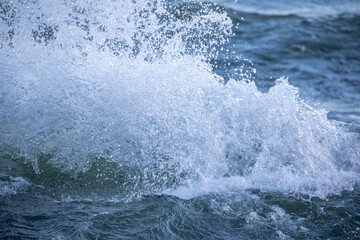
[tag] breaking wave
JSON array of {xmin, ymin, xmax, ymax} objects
[{"xmin": 0, "ymin": 0, "xmax": 359, "ymax": 200}]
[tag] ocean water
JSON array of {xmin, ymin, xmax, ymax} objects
[{"xmin": 0, "ymin": 0, "xmax": 359, "ymax": 239}]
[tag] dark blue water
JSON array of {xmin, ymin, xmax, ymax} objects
[
  {"xmin": 1, "ymin": 0, "xmax": 360, "ymax": 239},
  {"xmin": 216, "ymin": 0, "xmax": 360, "ymax": 121}
]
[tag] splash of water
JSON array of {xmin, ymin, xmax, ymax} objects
[{"xmin": 0, "ymin": 0, "xmax": 359, "ymax": 199}]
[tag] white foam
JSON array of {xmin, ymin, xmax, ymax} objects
[
  {"xmin": 0, "ymin": 175, "xmax": 31, "ymax": 196},
  {"xmin": 0, "ymin": 0, "xmax": 359, "ymax": 199}
]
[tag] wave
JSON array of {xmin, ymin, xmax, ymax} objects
[
  {"xmin": 213, "ymin": 0, "xmax": 360, "ymax": 19},
  {"xmin": 0, "ymin": 0, "xmax": 359, "ymax": 200}
]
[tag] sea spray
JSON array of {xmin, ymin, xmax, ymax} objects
[{"xmin": 0, "ymin": 0, "xmax": 359, "ymax": 199}]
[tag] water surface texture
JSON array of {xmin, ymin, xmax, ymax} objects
[{"xmin": 1, "ymin": 0, "xmax": 360, "ymax": 239}]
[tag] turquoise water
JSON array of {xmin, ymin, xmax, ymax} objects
[{"xmin": 1, "ymin": 0, "xmax": 360, "ymax": 239}]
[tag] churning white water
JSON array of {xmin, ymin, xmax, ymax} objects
[{"xmin": 0, "ymin": 0, "xmax": 359, "ymax": 199}]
